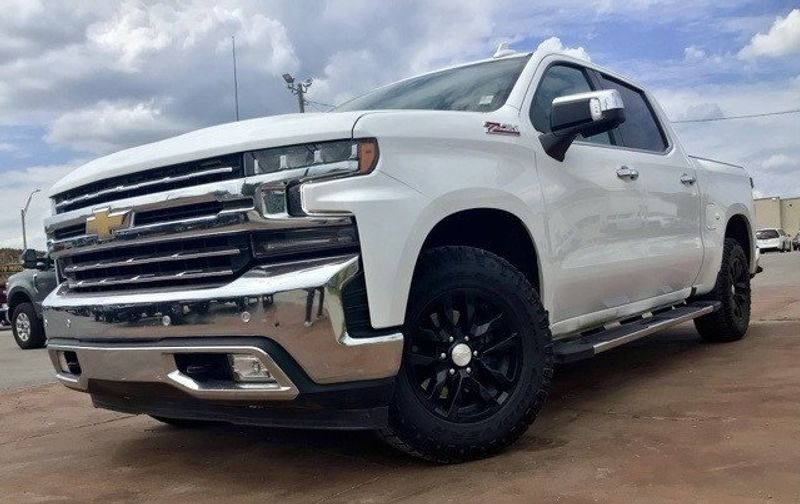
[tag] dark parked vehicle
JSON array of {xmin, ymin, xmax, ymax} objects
[
  {"xmin": 793, "ymin": 232, "xmax": 800, "ymax": 251},
  {"xmin": 6, "ymin": 250, "xmax": 58, "ymax": 349},
  {"xmin": 0, "ymin": 283, "xmax": 8, "ymax": 327}
]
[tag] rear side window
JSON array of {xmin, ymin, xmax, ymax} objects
[
  {"xmin": 598, "ymin": 75, "xmax": 668, "ymax": 152},
  {"xmin": 531, "ymin": 64, "xmax": 610, "ymax": 145}
]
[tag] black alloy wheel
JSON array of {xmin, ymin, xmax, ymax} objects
[
  {"xmin": 381, "ymin": 246, "xmax": 553, "ymax": 463},
  {"xmin": 405, "ymin": 289, "xmax": 524, "ymax": 423}
]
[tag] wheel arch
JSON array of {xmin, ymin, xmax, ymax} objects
[
  {"xmin": 725, "ymin": 213, "xmax": 753, "ymax": 266},
  {"xmin": 7, "ymin": 288, "xmax": 32, "ymax": 316},
  {"xmin": 412, "ymin": 208, "xmax": 542, "ymax": 296}
]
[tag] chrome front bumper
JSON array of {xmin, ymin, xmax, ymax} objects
[{"xmin": 43, "ymin": 254, "xmax": 403, "ymax": 400}]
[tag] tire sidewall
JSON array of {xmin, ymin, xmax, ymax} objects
[
  {"xmin": 389, "ymin": 248, "xmax": 552, "ymax": 458},
  {"xmin": 723, "ymin": 243, "xmax": 751, "ymax": 335}
]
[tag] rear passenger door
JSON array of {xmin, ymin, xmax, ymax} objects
[{"xmin": 595, "ymin": 72, "xmax": 704, "ymax": 297}]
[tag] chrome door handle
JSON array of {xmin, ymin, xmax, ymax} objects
[
  {"xmin": 616, "ymin": 166, "xmax": 639, "ymax": 180},
  {"xmin": 680, "ymin": 173, "xmax": 696, "ymax": 185}
]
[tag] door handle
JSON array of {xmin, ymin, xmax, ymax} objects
[
  {"xmin": 616, "ymin": 166, "xmax": 639, "ymax": 180},
  {"xmin": 680, "ymin": 173, "xmax": 697, "ymax": 185}
]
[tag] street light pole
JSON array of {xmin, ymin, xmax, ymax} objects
[
  {"xmin": 282, "ymin": 73, "xmax": 312, "ymax": 113},
  {"xmin": 20, "ymin": 188, "xmax": 41, "ymax": 250},
  {"xmin": 231, "ymin": 35, "xmax": 240, "ymax": 121}
]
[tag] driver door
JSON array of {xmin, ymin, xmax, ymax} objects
[{"xmin": 529, "ymin": 63, "xmax": 652, "ymax": 327}]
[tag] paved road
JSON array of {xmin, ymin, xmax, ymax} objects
[
  {"xmin": 0, "ymin": 327, "xmax": 54, "ymax": 391},
  {"xmin": 1, "ymin": 252, "xmax": 798, "ymax": 503}
]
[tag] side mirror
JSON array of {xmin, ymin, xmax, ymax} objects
[
  {"xmin": 539, "ymin": 89, "xmax": 625, "ymax": 161},
  {"xmin": 21, "ymin": 249, "xmax": 49, "ymax": 271}
]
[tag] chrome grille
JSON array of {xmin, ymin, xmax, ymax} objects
[
  {"xmin": 53, "ymin": 154, "xmax": 244, "ymax": 214},
  {"xmin": 59, "ymin": 235, "xmax": 250, "ymax": 292}
]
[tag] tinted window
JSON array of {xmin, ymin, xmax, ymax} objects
[
  {"xmin": 757, "ymin": 230, "xmax": 779, "ymax": 239},
  {"xmin": 531, "ymin": 64, "xmax": 610, "ymax": 145},
  {"xmin": 598, "ymin": 75, "xmax": 667, "ymax": 152},
  {"xmin": 334, "ymin": 56, "xmax": 529, "ymax": 112}
]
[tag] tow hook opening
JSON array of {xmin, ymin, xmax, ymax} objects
[
  {"xmin": 57, "ymin": 351, "xmax": 82, "ymax": 375},
  {"xmin": 174, "ymin": 353, "xmax": 233, "ymax": 382}
]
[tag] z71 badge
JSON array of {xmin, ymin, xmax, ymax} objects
[{"xmin": 483, "ymin": 121, "xmax": 520, "ymax": 136}]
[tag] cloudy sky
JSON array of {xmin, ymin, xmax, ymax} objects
[{"xmin": 1, "ymin": 0, "xmax": 799, "ymax": 249}]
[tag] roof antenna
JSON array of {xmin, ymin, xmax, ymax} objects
[{"xmin": 493, "ymin": 42, "xmax": 516, "ymax": 58}]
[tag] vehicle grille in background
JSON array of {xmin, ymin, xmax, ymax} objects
[
  {"xmin": 52, "ymin": 154, "xmax": 244, "ymax": 214},
  {"xmin": 59, "ymin": 235, "xmax": 250, "ymax": 292}
]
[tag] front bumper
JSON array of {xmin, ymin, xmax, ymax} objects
[{"xmin": 42, "ymin": 254, "xmax": 403, "ymax": 424}]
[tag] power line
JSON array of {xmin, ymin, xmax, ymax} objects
[
  {"xmin": 672, "ymin": 108, "xmax": 800, "ymax": 124},
  {"xmin": 307, "ymin": 99, "xmax": 334, "ymax": 109}
]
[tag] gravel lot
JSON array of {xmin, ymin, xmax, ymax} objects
[{"xmin": 1, "ymin": 252, "xmax": 799, "ymax": 503}]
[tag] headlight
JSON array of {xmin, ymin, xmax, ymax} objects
[{"xmin": 248, "ymin": 138, "xmax": 378, "ymax": 179}]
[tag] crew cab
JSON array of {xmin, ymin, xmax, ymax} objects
[{"xmin": 41, "ymin": 46, "xmax": 756, "ymax": 462}]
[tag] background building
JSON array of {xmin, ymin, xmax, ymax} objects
[{"xmin": 754, "ymin": 197, "xmax": 800, "ymax": 236}]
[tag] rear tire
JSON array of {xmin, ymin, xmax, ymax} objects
[
  {"xmin": 380, "ymin": 246, "xmax": 553, "ymax": 463},
  {"xmin": 694, "ymin": 238, "xmax": 750, "ymax": 342},
  {"xmin": 11, "ymin": 302, "xmax": 46, "ymax": 350}
]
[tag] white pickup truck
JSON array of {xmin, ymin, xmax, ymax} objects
[{"xmin": 42, "ymin": 47, "xmax": 757, "ymax": 462}]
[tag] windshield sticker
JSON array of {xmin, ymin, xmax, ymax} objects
[{"xmin": 479, "ymin": 95, "xmax": 494, "ymax": 105}]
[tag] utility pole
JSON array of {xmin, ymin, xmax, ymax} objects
[
  {"xmin": 20, "ymin": 188, "xmax": 41, "ymax": 250},
  {"xmin": 231, "ymin": 35, "xmax": 240, "ymax": 121},
  {"xmin": 282, "ymin": 73, "xmax": 312, "ymax": 113}
]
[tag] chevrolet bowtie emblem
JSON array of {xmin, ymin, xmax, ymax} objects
[{"xmin": 86, "ymin": 208, "xmax": 129, "ymax": 240}]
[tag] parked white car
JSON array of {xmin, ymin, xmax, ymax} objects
[
  {"xmin": 42, "ymin": 46, "xmax": 757, "ymax": 462},
  {"xmin": 756, "ymin": 228, "xmax": 791, "ymax": 252}
]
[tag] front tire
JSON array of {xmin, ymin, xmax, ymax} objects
[
  {"xmin": 694, "ymin": 238, "xmax": 751, "ymax": 342},
  {"xmin": 11, "ymin": 302, "xmax": 46, "ymax": 350},
  {"xmin": 380, "ymin": 246, "xmax": 553, "ymax": 463}
]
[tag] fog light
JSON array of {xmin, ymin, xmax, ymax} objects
[{"xmin": 228, "ymin": 354, "xmax": 275, "ymax": 383}]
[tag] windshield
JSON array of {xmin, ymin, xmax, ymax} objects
[
  {"xmin": 757, "ymin": 230, "xmax": 779, "ymax": 239},
  {"xmin": 334, "ymin": 56, "xmax": 530, "ymax": 113}
]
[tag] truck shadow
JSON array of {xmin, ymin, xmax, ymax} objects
[{"xmin": 108, "ymin": 323, "xmax": 719, "ymax": 491}]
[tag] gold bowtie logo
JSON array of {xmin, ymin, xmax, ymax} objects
[{"xmin": 86, "ymin": 208, "xmax": 129, "ymax": 239}]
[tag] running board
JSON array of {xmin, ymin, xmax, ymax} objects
[{"xmin": 553, "ymin": 301, "xmax": 720, "ymax": 363}]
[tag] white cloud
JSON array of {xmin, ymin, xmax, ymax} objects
[
  {"xmin": 45, "ymin": 100, "xmax": 189, "ymax": 155},
  {"xmin": 0, "ymin": 162, "xmax": 83, "ymax": 250},
  {"xmin": 762, "ymin": 153, "xmax": 797, "ymax": 171},
  {"xmin": 677, "ymin": 102, "xmax": 725, "ymax": 121},
  {"xmin": 739, "ymin": 9, "xmax": 800, "ymax": 59},
  {"xmin": 684, "ymin": 45, "xmax": 706, "ymax": 62},
  {"xmin": 534, "ymin": 36, "xmax": 591, "ymax": 61}
]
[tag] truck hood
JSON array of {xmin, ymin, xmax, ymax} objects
[{"xmin": 49, "ymin": 111, "xmax": 369, "ymax": 197}]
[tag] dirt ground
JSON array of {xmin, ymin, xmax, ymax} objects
[{"xmin": 1, "ymin": 253, "xmax": 799, "ymax": 503}]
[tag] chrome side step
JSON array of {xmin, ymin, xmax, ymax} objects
[{"xmin": 553, "ymin": 301, "xmax": 720, "ymax": 363}]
